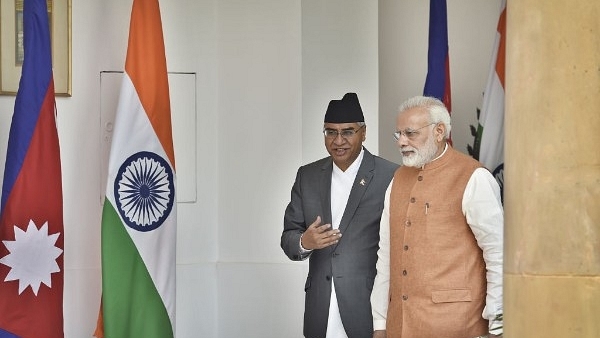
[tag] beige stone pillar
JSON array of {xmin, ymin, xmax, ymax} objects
[{"xmin": 504, "ymin": 1, "xmax": 600, "ymax": 337}]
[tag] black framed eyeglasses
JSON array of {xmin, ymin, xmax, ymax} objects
[
  {"xmin": 393, "ymin": 123, "xmax": 435, "ymax": 141},
  {"xmin": 323, "ymin": 125, "xmax": 365, "ymax": 139}
]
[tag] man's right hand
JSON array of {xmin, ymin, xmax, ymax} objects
[
  {"xmin": 373, "ymin": 330, "xmax": 386, "ymax": 338},
  {"xmin": 301, "ymin": 216, "xmax": 341, "ymax": 250}
]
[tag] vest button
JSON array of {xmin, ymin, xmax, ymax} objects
[
  {"xmin": 418, "ymin": 176, "xmax": 423, "ymax": 181},
  {"xmin": 410, "ymin": 197, "xmax": 416, "ymax": 203},
  {"xmin": 402, "ymin": 270, "xmax": 407, "ymax": 276},
  {"xmin": 403, "ymin": 245, "xmax": 409, "ymax": 251},
  {"xmin": 326, "ymin": 275, "xmax": 331, "ymax": 281},
  {"xmin": 402, "ymin": 295, "xmax": 408, "ymax": 301},
  {"xmin": 405, "ymin": 220, "xmax": 411, "ymax": 227}
]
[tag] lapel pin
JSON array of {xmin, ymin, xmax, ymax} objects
[{"xmin": 359, "ymin": 178, "xmax": 366, "ymax": 186}]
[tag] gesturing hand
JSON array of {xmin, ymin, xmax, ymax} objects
[{"xmin": 301, "ymin": 216, "xmax": 342, "ymax": 250}]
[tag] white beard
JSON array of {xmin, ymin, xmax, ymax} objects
[{"xmin": 400, "ymin": 135, "xmax": 439, "ymax": 168}]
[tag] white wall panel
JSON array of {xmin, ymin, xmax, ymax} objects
[
  {"xmin": 302, "ymin": 0, "xmax": 380, "ymax": 164},
  {"xmin": 216, "ymin": 0, "xmax": 302, "ymax": 264},
  {"xmin": 218, "ymin": 262, "xmax": 308, "ymax": 338}
]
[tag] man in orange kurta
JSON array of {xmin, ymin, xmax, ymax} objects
[{"xmin": 371, "ymin": 96, "xmax": 503, "ymax": 338}]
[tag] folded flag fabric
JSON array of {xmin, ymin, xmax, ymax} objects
[
  {"xmin": 96, "ymin": 0, "xmax": 177, "ymax": 337},
  {"xmin": 0, "ymin": 0, "xmax": 64, "ymax": 337},
  {"xmin": 423, "ymin": 0, "xmax": 452, "ymax": 134}
]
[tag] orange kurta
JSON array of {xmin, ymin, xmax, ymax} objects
[{"xmin": 387, "ymin": 147, "xmax": 488, "ymax": 338}]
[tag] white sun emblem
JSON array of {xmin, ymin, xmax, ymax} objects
[{"xmin": 0, "ymin": 220, "xmax": 63, "ymax": 295}]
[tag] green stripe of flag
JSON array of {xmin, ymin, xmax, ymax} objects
[{"xmin": 101, "ymin": 201, "xmax": 173, "ymax": 338}]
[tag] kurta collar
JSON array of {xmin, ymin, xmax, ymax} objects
[{"xmin": 420, "ymin": 143, "xmax": 451, "ymax": 171}]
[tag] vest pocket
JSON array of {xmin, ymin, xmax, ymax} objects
[{"xmin": 431, "ymin": 289, "xmax": 472, "ymax": 303}]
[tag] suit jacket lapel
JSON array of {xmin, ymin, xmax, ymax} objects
[
  {"xmin": 337, "ymin": 150, "xmax": 374, "ymax": 235},
  {"xmin": 320, "ymin": 158, "xmax": 333, "ymax": 226}
]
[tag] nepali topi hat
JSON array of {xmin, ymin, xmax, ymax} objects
[{"xmin": 324, "ymin": 92, "xmax": 365, "ymax": 123}]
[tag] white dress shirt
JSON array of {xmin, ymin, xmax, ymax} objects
[{"xmin": 325, "ymin": 149, "xmax": 364, "ymax": 338}]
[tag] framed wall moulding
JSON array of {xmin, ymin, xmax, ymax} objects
[{"xmin": 0, "ymin": 0, "xmax": 72, "ymax": 96}]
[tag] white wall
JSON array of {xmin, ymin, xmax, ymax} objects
[
  {"xmin": 216, "ymin": 0, "xmax": 304, "ymax": 337},
  {"xmin": 302, "ymin": 0, "xmax": 380, "ymax": 163},
  {"xmin": 0, "ymin": 1, "xmax": 501, "ymax": 337}
]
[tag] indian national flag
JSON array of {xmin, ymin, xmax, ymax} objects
[
  {"xmin": 97, "ymin": 0, "xmax": 176, "ymax": 337},
  {"xmin": 475, "ymin": 0, "xmax": 506, "ymax": 197}
]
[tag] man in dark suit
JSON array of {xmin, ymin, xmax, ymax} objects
[{"xmin": 281, "ymin": 93, "xmax": 398, "ymax": 338}]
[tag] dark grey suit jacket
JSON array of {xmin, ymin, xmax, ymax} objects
[{"xmin": 281, "ymin": 148, "xmax": 398, "ymax": 338}]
